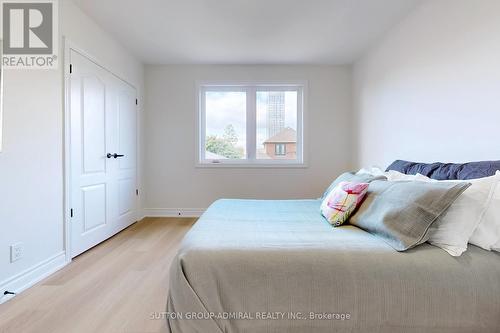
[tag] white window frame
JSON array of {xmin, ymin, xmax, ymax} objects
[{"xmin": 197, "ymin": 81, "xmax": 307, "ymax": 168}]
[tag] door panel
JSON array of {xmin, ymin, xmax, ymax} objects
[
  {"xmin": 118, "ymin": 178, "xmax": 135, "ymax": 216},
  {"xmin": 82, "ymin": 184, "xmax": 106, "ymax": 233},
  {"xmin": 118, "ymin": 89, "xmax": 136, "ymax": 171},
  {"xmin": 81, "ymin": 76, "xmax": 106, "ymax": 174},
  {"xmin": 70, "ymin": 50, "xmax": 137, "ymax": 257}
]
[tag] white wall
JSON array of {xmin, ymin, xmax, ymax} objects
[
  {"xmin": 144, "ymin": 65, "xmax": 352, "ymax": 212},
  {"xmin": 0, "ymin": 0, "xmax": 144, "ymax": 297},
  {"xmin": 353, "ymin": 0, "xmax": 500, "ymax": 169}
]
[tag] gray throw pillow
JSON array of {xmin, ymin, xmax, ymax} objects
[
  {"xmin": 349, "ymin": 180, "xmax": 471, "ymax": 251},
  {"xmin": 321, "ymin": 172, "xmax": 386, "ymax": 200}
]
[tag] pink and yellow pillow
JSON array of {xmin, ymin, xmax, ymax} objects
[{"xmin": 321, "ymin": 182, "xmax": 369, "ymax": 226}]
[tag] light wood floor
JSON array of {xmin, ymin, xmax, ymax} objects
[{"xmin": 0, "ymin": 217, "xmax": 196, "ymax": 333}]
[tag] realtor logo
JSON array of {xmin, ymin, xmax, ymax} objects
[{"xmin": 2, "ymin": 0, "xmax": 58, "ymax": 69}]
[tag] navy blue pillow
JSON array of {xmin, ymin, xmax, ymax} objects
[{"xmin": 386, "ymin": 160, "xmax": 500, "ymax": 180}]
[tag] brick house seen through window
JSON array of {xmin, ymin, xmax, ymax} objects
[{"xmin": 261, "ymin": 127, "xmax": 297, "ymax": 159}]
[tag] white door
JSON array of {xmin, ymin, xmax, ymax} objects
[
  {"xmin": 114, "ymin": 78, "xmax": 138, "ymax": 232},
  {"xmin": 69, "ymin": 50, "xmax": 137, "ymax": 257}
]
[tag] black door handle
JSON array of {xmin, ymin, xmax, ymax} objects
[{"xmin": 107, "ymin": 153, "xmax": 125, "ymax": 159}]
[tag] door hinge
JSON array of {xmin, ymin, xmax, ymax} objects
[
  {"xmin": 69, "ymin": 64, "xmax": 73, "ymax": 74},
  {"xmin": 70, "ymin": 208, "xmax": 74, "ymax": 218},
  {"xmin": 135, "ymin": 98, "xmax": 138, "ymax": 105},
  {"xmin": 136, "ymin": 189, "xmax": 139, "ymax": 196}
]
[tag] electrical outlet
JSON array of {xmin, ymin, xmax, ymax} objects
[{"xmin": 10, "ymin": 243, "xmax": 24, "ymax": 263}]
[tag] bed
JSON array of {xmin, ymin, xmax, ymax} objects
[{"xmin": 166, "ymin": 198, "xmax": 500, "ymax": 333}]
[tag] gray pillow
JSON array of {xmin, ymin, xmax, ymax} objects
[
  {"xmin": 349, "ymin": 180, "xmax": 471, "ymax": 251},
  {"xmin": 321, "ymin": 172, "xmax": 386, "ymax": 200}
]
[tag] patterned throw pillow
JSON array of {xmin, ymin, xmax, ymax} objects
[{"xmin": 321, "ymin": 182, "xmax": 369, "ymax": 226}]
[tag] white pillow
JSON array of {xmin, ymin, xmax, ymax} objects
[
  {"xmin": 356, "ymin": 168, "xmax": 420, "ymax": 182},
  {"xmin": 417, "ymin": 173, "xmax": 499, "ymax": 256},
  {"xmin": 386, "ymin": 170, "xmax": 420, "ymax": 181},
  {"xmin": 470, "ymin": 171, "xmax": 500, "ymax": 251},
  {"xmin": 356, "ymin": 166, "xmax": 386, "ymax": 177}
]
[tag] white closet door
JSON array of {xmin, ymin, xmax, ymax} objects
[
  {"xmin": 113, "ymin": 79, "xmax": 137, "ymax": 232},
  {"xmin": 69, "ymin": 50, "xmax": 137, "ymax": 258}
]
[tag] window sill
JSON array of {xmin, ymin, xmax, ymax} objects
[{"xmin": 196, "ymin": 162, "xmax": 308, "ymax": 169}]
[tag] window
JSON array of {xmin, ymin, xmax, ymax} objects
[{"xmin": 198, "ymin": 82, "xmax": 305, "ymax": 166}]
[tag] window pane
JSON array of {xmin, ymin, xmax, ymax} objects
[
  {"xmin": 256, "ymin": 91, "xmax": 297, "ymax": 160},
  {"xmin": 205, "ymin": 91, "xmax": 246, "ymax": 160}
]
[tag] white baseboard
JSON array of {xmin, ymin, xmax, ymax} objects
[
  {"xmin": 142, "ymin": 208, "xmax": 205, "ymax": 218},
  {"xmin": 0, "ymin": 251, "xmax": 67, "ymax": 304},
  {"xmin": 136, "ymin": 209, "xmax": 147, "ymax": 221}
]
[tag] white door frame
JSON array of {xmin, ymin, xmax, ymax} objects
[{"xmin": 63, "ymin": 37, "xmax": 139, "ymax": 263}]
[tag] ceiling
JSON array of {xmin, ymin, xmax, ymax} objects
[{"xmin": 73, "ymin": 0, "xmax": 421, "ymax": 65}]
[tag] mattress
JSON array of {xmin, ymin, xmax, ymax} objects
[{"xmin": 166, "ymin": 199, "xmax": 500, "ymax": 333}]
